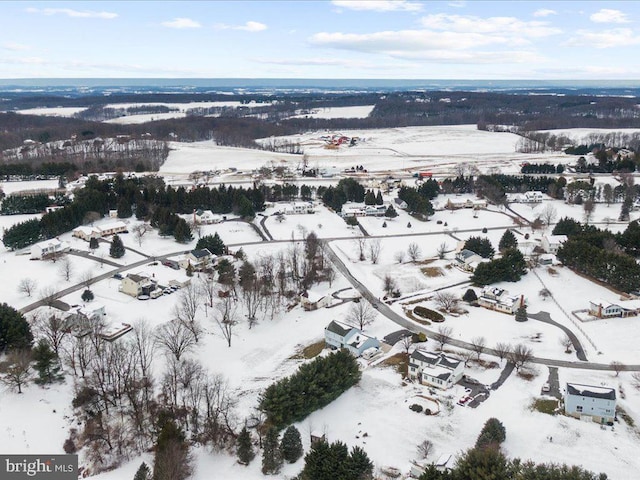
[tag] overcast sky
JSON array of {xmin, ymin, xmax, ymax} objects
[{"xmin": 1, "ymin": 1, "xmax": 639, "ymax": 79}]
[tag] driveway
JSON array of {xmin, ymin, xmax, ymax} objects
[{"xmin": 544, "ymin": 366, "xmax": 562, "ymax": 399}]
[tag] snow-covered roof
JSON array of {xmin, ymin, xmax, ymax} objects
[
  {"xmin": 566, "ymin": 383, "xmax": 616, "ymax": 400},
  {"xmin": 544, "ymin": 234, "xmax": 568, "ymax": 244},
  {"xmin": 100, "ymin": 220, "xmax": 127, "ymax": 230},
  {"xmin": 423, "ymin": 365, "xmax": 453, "ymax": 382},
  {"xmin": 590, "ymin": 299, "xmax": 620, "ymax": 310}
]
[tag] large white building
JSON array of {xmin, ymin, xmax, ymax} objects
[
  {"xmin": 408, "ymin": 350, "xmax": 464, "ymax": 390},
  {"xmin": 30, "ymin": 238, "xmax": 70, "ymax": 260},
  {"xmin": 565, "ymin": 383, "xmax": 616, "ymax": 424}
]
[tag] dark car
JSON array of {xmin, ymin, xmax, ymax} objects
[
  {"xmin": 162, "ymin": 260, "xmax": 180, "ymax": 270},
  {"xmin": 112, "ymin": 273, "xmax": 123, "ymax": 280}
]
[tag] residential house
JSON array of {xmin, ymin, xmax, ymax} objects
[
  {"xmin": 193, "ymin": 209, "xmax": 222, "ymax": 225},
  {"xmin": 408, "ymin": 350, "xmax": 464, "ymax": 390},
  {"xmin": 478, "ymin": 286, "xmax": 524, "ymax": 315},
  {"xmin": 445, "ymin": 198, "xmax": 487, "ymax": 210},
  {"xmin": 365, "ymin": 205, "xmax": 386, "ymax": 217},
  {"xmin": 100, "ymin": 322, "xmax": 133, "ymax": 341},
  {"xmin": 522, "ymin": 191, "xmax": 544, "ymax": 203},
  {"xmin": 300, "ymin": 292, "xmax": 332, "ymax": 311},
  {"xmin": 324, "ymin": 320, "xmax": 381, "ymax": 357},
  {"xmin": 341, "ymin": 206, "xmax": 366, "ymax": 217},
  {"xmin": 63, "ymin": 304, "xmax": 107, "ymax": 336},
  {"xmin": 564, "ymin": 383, "xmax": 616, "ymax": 424},
  {"xmin": 99, "ymin": 221, "xmax": 128, "ymax": 237},
  {"xmin": 284, "ymin": 202, "xmax": 315, "ymax": 215},
  {"xmin": 119, "ymin": 273, "xmax": 155, "ymax": 298},
  {"xmin": 455, "ymin": 249, "xmax": 485, "ymax": 272},
  {"xmin": 178, "ymin": 248, "xmax": 214, "ymax": 271},
  {"xmin": 30, "ymin": 238, "xmax": 70, "ymax": 260},
  {"xmin": 589, "ymin": 299, "xmax": 638, "ymax": 318},
  {"xmin": 394, "ymin": 197, "xmax": 408, "ymax": 210},
  {"xmin": 541, "ymin": 235, "xmax": 568, "ymax": 254},
  {"xmin": 72, "ymin": 226, "xmax": 102, "ymax": 241}
]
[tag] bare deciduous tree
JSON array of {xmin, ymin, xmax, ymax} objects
[
  {"xmin": 394, "ymin": 250, "xmax": 405, "ymax": 264},
  {"xmin": 434, "ymin": 291, "xmax": 459, "ymax": 313},
  {"xmin": 494, "ymin": 342, "xmax": 511, "ymax": 362},
  {"xmin": 583, "ymin": 198, "xmax": 596, "ymax": 224},
  {"xmin": 18, "ymin": 278, "xmax": 37, "ymax": 297},
  {"xmin": 35, "ymin": 312, "xmax": 68, "ymax": 356},
  {"xmin": 58, "ymin": 256, "xmax": 74, "ymax": 282},
  {"xmin": 610, "ymin": 361, "xmax": 625, "ymax": 377},
  {"xmin": 470, "ymin": 336, "xmax": 486, "ymax": 361},
  {"xmin": 174, "ymin": 283, "xmax": 202, "ymax": 342},
  {"xmin": 133, "ymin": 223, "xmax": 150, "ymax": 247},
  {"xmin": 382, "ymin": 274, "xmax": 397, "ymax": 297},
  {"xmin": 560, "ymin": 335, "xmax": 573, "ymax": 354},
  {"xmin": 407, "ymin": 242, "xmax": 422, "ymax": 262},
  {"xmin": 346, "ymin": 300, "xmax": 377, "ymax": 331},
  {"xmin": 539, "ymin": 288, "xmax": 551, "ymax": 301},
  {"xmin": 437, "ymin": 242, "xmax": 448, "ymax": 259},
  {"xmin": 508, "ymin": 343, "xmax": 534, "ymax": 371},
  {"xmin": 632, "ymin": 372, "xmax": 640, "ymax": 390},
  {"xmin": 39, "ymin": 286, "xmax": 58, "ymax": 309},
  {"xmin": 541, "ymin": 204, "xmax": 557, "ymax": 228},
  {"xmin": 199, "ymin": 276, "xmax": 217, "ymax": 317},
  {"xmin": 368, "ymin": 239, "xmax": 382, "ymax": 264},
  {"xmin": 400, "ymin": 334, "xmax": 414, "ymax": 355},
  {"xmin": 131, "ymin": 319, "xmax": 156, "ymax": 380},
  {"xmin": 433, "ymin": 325, "xmax": 453, "ymax": 350},
  {"xmin": 417, "ymin": 439, "xmax": 433, "ymax": 459},
  {"xmin": 80, "ymin": 270, "xmax": 96, "ymax": 290},
  {"xmin": 215, "ymin": 296, "xmax": 238, "ymax": 348},
  {"xmin": 155, "ymin": 321, "xmax": 197, "ymax": 361},
  {"xmin": 0, "ymin": 349, "xmax": 32, "ymax": 393},
  {"xmin": 353, "ymin": 237, "xmax": 367, "ymax": 262}
]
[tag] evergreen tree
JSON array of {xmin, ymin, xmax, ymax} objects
[
  {"xmin": 280, "ymin": 425, "xmax": 303, "ymax": 464},
  {"xmin": 462, "ymin": 289, "xmax": 478, "ymax": 303},
  {"xmin": 515, "ymin": 304, "xmax": 528, "ymax": 322},
  {"xmin": 347, "ymin": 446, "xmax": 374, "ymax": 479},
  {"xmin": 109, "ymin": 234, "xmax": 125, "ymax": 258},
  {"xmin": 33, "ymin": 339, "xmax": 62, "ymax": 384},
  {"xmin": 89, "ymin": 237, "xmax": 99, "ymax": 250},
  {"xmin": 133, "ymin": 462, "xmax": 150, "ymax": 480},
  {"xmin": 153, "ymin": 418, "xmax": 192, "ymax": 480},
  {"xmin": 375, "ymin": 190, "xmax": 383, "ymax": 205},
  {"xmin": 217, "ymin": 258, "xmax": 236, "ymax": 288},
  {"xmin": 454, "ymin": 447, "xmax": 510, "ymax": 480},
  {"xmin": 364, "ymin": 190, "xmax": 376, "ymax": 205},
  {"xmin": 385, "ymin": 205, "xmax": 398, "ymax": 218},
  {"xmin": 81, "ymin": 289, "xmax": 94, "ymax": 302},
  {"xmin": 475, "ymin": 418, "xmax": 506, "ymax": 449},
  {"xmin": 552, "ymin": 217, "xmax": 582, "ymax": 236},
  {"xmin": 117, "ymin": 197, "xmax": 132, "ymax": 218},
  {"xmin": 185, "ymin": 263, "xmax": 194, "ymax": 277},
  {"xmin": 498, "ymin": 229, "xmax": 518, "ymax": 252},
  {"xmin": 464, "ymin": 236, "xmax": 495, "ymax": 258},
  {"xmin": 196, "ymin": 233, "xmax": 226, "ymax": 255},
  {"xmin": 237, "ymin": 426, "xmax": 255, "ymax": 465},
  {"xmin": 173, "ymin": 218, "xmax": 193, "ymax": 243},
  {"xmin": 261, "ymin": 426, "xmax": 283, "ymax": 475},
  {"xmin": 0, "ymin": 303, "xmax": 33, "ymax": 352}
]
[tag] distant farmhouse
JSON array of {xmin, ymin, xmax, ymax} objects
[
  {"xmin": 283, "ymin": 201, "xmax": 315, "ymax": 215},
  {"xmin": 72, "ymin": 220, "xmax": 127, "ymax": 241},
  {"xmin": 541, "ymin": 234, "xmax": 568, "ymax": 255},
  {"xmin": 478, "ymin": 286, "xmax": 525, "ymax": 315},
  {"xmin": 408, "ymin": 350, "xmax": 464, "ymax": 390},
  {"xmin": 565, "ymin": 383, "xmax": 616, "ymax": 424},
  {"xmin": 30, "ymin": 238, "xmax": 70, "ymax": 260},
  {"xmin": 192, "ymin": 209, "xmax": 223, "ymax": 225},
  {"xmin": 324, "ymin": 320, "xmax": 380, "ymax": 357},
  {"xmin": 446, "ymin": 198, "xmax": 487, "ymax": 210},
  {"xmin": 589, "ymin": 299, "xmax": 639, "ymax": 319},
  {"xmin": 300, "ymin": 291, "xmax": 332, "ymax": 311}
]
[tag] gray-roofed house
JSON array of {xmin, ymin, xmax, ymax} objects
[
  {"xmin": 119, "ymin": 273, "xmax": 155, "ymax": 298},
  {"xmin": 324, "ymin": 320, "xmax": 381, "ymax": 357},
  {"xmin": 455, "ymin": 249, "xmax": 484, "ymax": 272},
  {"xmin": 409, "ymin": 350, "xmax": 464, "ymax": 390},
  {"xmin": 564, "ymin": 383, "xmax": 616, "ymax": 424},
  {"xmin": 179, "ymin": 248, "xmax": 214, "ymax": 270}
]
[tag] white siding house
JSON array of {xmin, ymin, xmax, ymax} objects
[
  {"xmin": 30, "ymin": 238, "xmax": 70, "ymax": 260},
  {"xmin": 477, "ymin": 286, "xmax": 524, "ymax": 315},
  {"xmin": 541, "ymin": 235, "xmax": 568, "ymax": 255},
  {"xmin": 324, "ymin": 320, "xmax": 380, "ymax": 357},
  {"xmin": 565, "ymin": 383, "xmax": 616, "ymax": 424},
  {"xmin": 408, "ymin": 350, "xmax": 464, "ymax": 390}
]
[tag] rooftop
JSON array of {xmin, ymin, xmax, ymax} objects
[{"xmin": 567, "ymin": 383, "xmax": 616, "ymax": 401}]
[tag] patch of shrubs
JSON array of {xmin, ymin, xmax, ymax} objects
[
  {"xmin": 409, "ymin": 404, "xmax": 423, "ymax": 413},
  {"xmin": 413, "ymin": 306, "xmax": 445, "ymax": 322}
]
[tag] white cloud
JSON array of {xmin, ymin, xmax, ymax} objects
[
  {"xmin": 25, "ymin": 7, "xmax": 117, "ymax": 19},
  {"xmin": 533, "ymin": 9, "xmax": 557, "ymax": 18},
  {"xmin": 2, "ymin": 42, "xmax": 30, "ymax": 51},
  {"xmin": 331, "ymin": 1, "xmax": 423, "ymax": 12},
  {"xmin": 448, "ymin": 1, "xmax": 466, "ymax": 8},
  {"xmin": 214, "ymin": 21, "xmax": 267, "ymax": 32},
  {"xmin": 0, "ymin": 56, "xmax": 46, "ymax": 65},
  {"xmin": 309, "ymin": 30, "xmax": 544, "ymax": 64},
  {"xmin": 565, "ymin": 28, "xmax": 640, "ymax": 48},
  {"xmin": 161, "ymin": 17, "xmax": 202, "ymax": 29},
  {"xmin": 590, "ymin": 9, "xmax": 630, "ymax": 24},
  {"xmin": 420, "ymin": 13, "xmax": 561, "ymax": 37}
]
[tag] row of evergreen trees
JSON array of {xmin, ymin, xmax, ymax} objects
[
  {"xmin": 259, "ymin": 350, "xmax": 361, "ymax": 428},
  {"xmin": 0, "ymin": 194, "xmax": 54, "ymax": 215}
]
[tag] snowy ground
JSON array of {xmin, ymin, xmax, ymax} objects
[
  {"xmin": 1, "ymin": 126, "xmax": 640, "ymax": 479},
  {"xmin": 288, "ymin": 105, "xmax": 375, "ymax": 119}
]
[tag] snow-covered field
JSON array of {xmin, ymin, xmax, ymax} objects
[
  {"xmin": 1, "ymin": 125, "xmax": 640, "ymax": 479},
  {"xmin": 289, "ymin": 105, "xmax": 375, "ymax": 119},
  {"xmin": 14, "ymin": 107, "xmax": 87, "ymax": 117}
]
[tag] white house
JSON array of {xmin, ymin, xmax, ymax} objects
[
  {"xmin": 541, "ymin": 235, "xmax": 568, "ymax": 254},
  {"xmin": 98, "ymin": 221, "xmax": 127, "ymax": 237},
  {"xmin": 193, "ymin": 209, "xmax": 223, "ymax": 225},
  {"xmin": 455, "ymin": 249, "xmax": 486, "ymax": 272},
  {"xmin": 478, "ymin": 286, "xmax": 524, "ymax": 315},
  {"xmin": 72, "ymin": 226, "xmax": 102, "ymax": 241},
  {"xmin": 588, "ymin": 299, "xmax": 638, "ymax": 318},
  {"xmin": 408, "ymin": 350, "xmax": 464, "ymax": 390},
  {"xmin": 324, "ymin": 320, "xmax": 380, "ymax": 357},
  {"xmin": 284, "ymin": 202, "xmax": 315, "ymax": 215},
  {"xmin": 300, "ymin": 292, "xmax": 332, "ymax": 311},
  {"xmin": 564, "ymin": 383, "xmax": 616, "ymax": 424},
  {"xmin": 523, "ymin": 191, "xmax": 544, "ymax": 203},
  {"xmin": 394, "ymin": 197, "xmax": 408, "ymax": 210},
  {"xmin": 119, "ymin": 273, "xmax": 155, "ymax": 298},
  {"xmin": 178, "ymin": 248, "xmax": 214, "ymax": 270},
  {"xmin": 30, "ymin": 238, "xmax": 70, "ymax": 260}
]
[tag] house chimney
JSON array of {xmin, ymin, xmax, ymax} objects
[
  {"xmin": 193, "ymin": 209, "xmax": 196, "ymax": 224},
  {"xmin": 520, "ymin": 295, "xmax": 525, "ymax": 307},
  {"xmin": 598, "ymin": 303, "xmax": 602, "ymax": 318}
]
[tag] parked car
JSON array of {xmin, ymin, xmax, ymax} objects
[
  {"xmin": 542, "ymin": 383, "xmax": 551, "ymax": 393},
  {"xmin": 162, "ymin": 260, "xmax": 180, "ymax": 270},
  {"xmin": 112, "ymin": 273, "xmax": 123, "ymax": 280}
]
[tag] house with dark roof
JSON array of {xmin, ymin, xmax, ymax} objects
[
  {"xmin": 455, "ymin": 249, "xmax": 486, "ymax": 272},
  {"xmin": 119, "ymin": 273, "xmax": 155, "ymax": 298},
  {"xmin": 409, "ymin": 350, "xmax": 464, "ymax": 390},
  {"xmin": 179, "ymin": 248, "xmax": 214, "ymax": 270},
  {"xmin": 564, "ymin": 383, "xmax": 616, "ymax": 424},
  {"xmin": 324, "ymin": 320, "xmax": 380, "ymax": 357}
]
